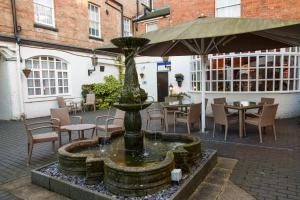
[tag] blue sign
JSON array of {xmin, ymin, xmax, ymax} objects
[{"xmin": 157, "ymin": 61, "xmax": 171, "ymax": 72}]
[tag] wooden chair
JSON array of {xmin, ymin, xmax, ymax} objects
[
  {"xmin": 245, "ymin": 104, "xmax": 278, "ymax": 143},
  {"xmin": 50, "ymin": 107, "xmax": 82, "ymax": 146},
  {"xmin": 94, "ymin": 109, "xmax": 125, "ymax": 137},
  {"xmin": 211, "ymin": 103, "xmax": 238, "ymax": 141},
  {"xmin": 21, "ymin": 114, "xmax": 58, "ymax": 165},
  {"xmin": 174, "ymin": 103, "xmax": 201, "ymax": 134},
  {"xmin": 56, "ymin": 96, "xmax": 75, "ymax": 113},
  {"xmin": 83, "ymin": 93, "xmax": 96, "ymax": 112},
  {"xmin": 146, "ymin": 102, "xmax": 165, "ymax": 130}
]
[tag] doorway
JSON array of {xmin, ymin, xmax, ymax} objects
[{"xmin": 157, "ymin": 72, "xmax": 168, "ymax": 102}]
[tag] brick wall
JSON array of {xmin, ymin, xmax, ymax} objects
[
  {"xmin": 135, "ymin": 0, "xmax": 300, "ymax": 34},
  {"xmin": 0, "ymin": 0, "xmax": 137, "ymax": 49}
]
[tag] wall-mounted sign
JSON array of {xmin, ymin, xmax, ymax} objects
[{"xmin": 157, "ymin": 61, "xmax": 171, "ymax": 72}]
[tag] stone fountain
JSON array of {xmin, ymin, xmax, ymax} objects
[{"xmin": 31, "ymin": 37, "xmax": 217, "ymax": 199}]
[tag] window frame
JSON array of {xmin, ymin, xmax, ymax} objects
[
  {"xmin": 145, "ymin": 21, "xmax": 158, "ymax": 33},
  {"xmin": 215, "ymin": 0, "xmax": 241, "ymax": 18},
  {"xmin": 33, "ymin": 0, "xmax": 56, "ymax": 27},
  {"xmin": 123, "ymin": 17, "xmax": 132, "ymax": 37},
  {"xmin": 88, "ymin": 2, "xmax": 101, "ymax": 38},
  {"xmin": 190, "ymin": 48, "xmax": 300, "ymax": 93},
  {"xmin": 25, "ymin": 56, "xmax": 70, "ymax": 98}
]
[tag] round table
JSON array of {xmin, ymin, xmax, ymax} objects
[{"xmin": 61, "ymin": 124, "xmax": 95, "ymax": 140}]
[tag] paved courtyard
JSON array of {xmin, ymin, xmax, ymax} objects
[{"xmin": 0, "ymin": 109, "xmax": 299, "ymax": 200}]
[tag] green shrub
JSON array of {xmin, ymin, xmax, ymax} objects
[{"xmin": 81, "ymin": 75, "xmax": 122, "ymax": 109}]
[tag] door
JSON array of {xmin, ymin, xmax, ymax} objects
[{"xmin": 157, "ymin": 72, "xmax": 168, "ymax": 102}]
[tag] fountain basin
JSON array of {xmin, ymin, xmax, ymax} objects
[{"xmin": 57, "ymin": 131, "xmax": 202, "ymax": 196}]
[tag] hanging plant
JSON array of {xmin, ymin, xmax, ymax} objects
[
  {"xmin": 139, "ymin": 72, "xmax": 144, "ymax": 79},
  {"xmin": 175, "ymin": 73, "xmax": 184, "ymax": 87},
  {"xmin": 22, "ymin": 68, "xmax": 32, "ymax": 78}
]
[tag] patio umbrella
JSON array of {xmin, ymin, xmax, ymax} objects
[{"xmin": 97, "ymin": 17, "xmax": 300, "ymax": 133}]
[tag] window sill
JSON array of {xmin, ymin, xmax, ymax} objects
[
  {"xmin": 34, "ymin": 23, "xmax": 58, "ymax": 32},
  {"xmin": 89, "ymin": 36, "xmax": 104, "ymax": 41}
]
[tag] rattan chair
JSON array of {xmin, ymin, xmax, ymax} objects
[
  {"xmin": 50, "ymin": 107, "xmax": 82, "ymax": 146},
  {"xmin": 146, "ymin": 102, "xmax": 165, "ymax": 130},
  {"xmin": 245, "ymin": 104, "xmax": 278, "ymax": 143},
  {"xmin": 83, "ymin": 93, "xmax": 96, "ymax": 112},
  {"xmin": 56, "ymin": 96, "xmax": 75, "ymax": 113},
  {"xmin": 174, "ymin": 103, "xmax": 201, "ymax": 134},
  {"xmin": 246, "ymin": 97, "xmax": 275, "ymax": 117},
  {"xmin": 211, "ymin": 103, "xmax": 238, "ymax": 141},
  {"xmin": 94, "ymin": 109, "xmax": 125, "ymax": 137},
  {"xmin": 21, "ymin": 114, "xmax": 58, "ymax": 165}
]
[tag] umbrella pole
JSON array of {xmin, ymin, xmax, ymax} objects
[{"xmin": 201, "ymin": 55, "xmax": 208, "ymax": 133}]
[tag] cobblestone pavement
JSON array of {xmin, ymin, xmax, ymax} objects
[{"xmin": 0, "ymin": 109, "xmax": 299, "ymax": 200}]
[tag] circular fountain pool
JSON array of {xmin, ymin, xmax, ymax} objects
[{"xmin": 58, "ymin": 131, "xmax": 202, "ymax": 196}]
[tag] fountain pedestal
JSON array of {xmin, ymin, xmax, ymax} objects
[{"xmin": 111, "ymin": 37, "xmax": 151, "ymax": 154}]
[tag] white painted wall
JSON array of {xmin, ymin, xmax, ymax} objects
[
  {"xmin": 0, "ymin": 55, "xmax": 13, "ymax": 120},
  {"xmin": 19, "ymin": 46, "xmax": 119, "ymax": 118}
]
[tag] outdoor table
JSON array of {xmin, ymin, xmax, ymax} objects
[
  {"xmin": 70, "ymin": 100, "xmax": 82, "ymax": 114},
  {"xmin": 61, "ymin": 124, "xmax": 95, "ymax": 140},
  {"xmin": 160, "ymin": 101, "xmax": 191, "ymax": 132},
  {"xmin": 225, "ymin": 101, "xmax": 262, "ymax": 138}
]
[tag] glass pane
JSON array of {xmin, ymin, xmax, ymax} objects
[
  {"xmin": 267, "ymin": 81, "xmax": 273, "ymax": 91},
  {"xmin": 41, "ymin": 61, "xmax": 48, "ymax": 69},
  {"xmin": 233, "ymin": 57, "xmax": 240, "ymax": 68},
  {"xmin": 233, "ymin": 69, "xmax": 240, "ymax": 80},
  {"xmin": 212, "ymin": 82, "xmax": 217, "ymax": 91},
  {"xmin": 28, "ymin": 88, "xmax": 34, "ymax": 95},
  {"xmin": 241, "ymin": 69, "xmax": 248, "ymax": 80},
  {"xmin": 218, "ymin": 82, "xmax": 224, "ymax": 91},
  {"xmin": 289, "ymin": 68, "xmax": 295, "ymax": 78},
  {"xmin": 25, "ymin": 60, "xmax": 32, "ymax": 69},
  {"xmin": 44, "ymin": 88, "xmax": 50, "ymax": 95},
  {"xmin": 63, "ymin": 72, "xmax": 68, "ymax": 78},
  {"xmin": 34, "ymin": 80, "xmax": 41, "ymax": 87},
  {"xmin": 58, "ymin": 72, "xmax": 62, "ymax": 78},
  {"xmin": 56, "ymin": 62, "xmax": 61, "ymax": 69},
  {"xmin": 249, "ymin": 69, "xmax": 256, "ymax": 79},
  {"xmin": 35, "ymin": 88, "xmax": 41, "ymax": 95},
  {"xmin": 274, "ymin": 80, "xmax": 280, "ymax": 91},
  {"xmin": 282, "ymin": 80, "xmax": 288, "ymax": 91},
  {"xmin": 258, "ymin": 81, "xmax": 265, "ymax": 91},
  {"xmin": 241, "ymin": 57, "xmax": 248, "ymax": 68},
  {"xmin": 58, "ymin": 79, "xmax": 63, "ymax": 86},
  {"xmin": 250, "ymin": 81, "xmax": 256, "ymax": 91},
  {"xmin": 233, "ymin": 81, "xmax": 239, "ymax": 91},
  {"xmin": 51, "ymin": 87, "xmax": 56, "ymax": 94},
  {"xmin": 249, "ymin": 56, "xmax": 256, "ymax": 67},
  {"xmin": 274, "ymin": 68, "xmax": 281, "ymax": 79},
  {"xmin": 241, "ymin": 81, "xmax": 248, "ymax": 91},
  {"xmin": 206, "ymin": 82, "xmax": 210, "ymax": 91},
  {"xmin": 43, "ymin": 79, "xmax": 49, "ymax": 86},
  {"xmin": 290, "ymin": 56, "xmax": 295, "ymax": 66},
  {"xmin": 225, "ymin": 81, "xmax": 231, "ymax": 91},
  {"xmin": 296, "ymin": 80, "xmax": 299, "ymax": 90},
  {"xmin": 62, "ymin": 63, "xmax": 67, "ymax": 70},
  {"xmin": 64, "ymin": 87, "xmax": 69, "ymax": 93},
  {"xmin": 59, "ymin": 87, "xmax": 63, "ymax": 94},
  {"xmin": 289, "ymin": 80, "xmax": 294, "ymax": 90},
  {"xmin": 49, "ymin": 61, "xmax": 55, "ymax": 69},
  {"xmin": 33, "ymin": 60, "xmax": 39, "ymax": 69},
  {"xmin": 42, "ymin": 71, "xmax": 48, "ymax": 78},
  {"xmin": 267, "ymin": 68, "xmax": 273, "ymax": 79},
  {"xmin": 64, "ymin": 79, "xmax": 68, "ymax": 86},
  {"xmin": 275, "ymin": 55, "xmax": 281, "ymax": 66},
  {"xmin": 50, "ymin": 79, "xmax": 55, "ymax": 86},
  {"xmin": 27, "ymin": 80, "xmax": 34, "ymax": 87},
  {"xmin": 212, "ymin": 71, "xmax": 217, "ymax": 80},
  {"xmin": 267, "ymin": 56, "xmax": 274, "ymax": 67},
  {"xmin": 34, "ymin": 71, "xmax": 40, "ymax": 78},
  {"xmin": 259, "ymin": 68, "xmax": 265, "ymax": 79},
  {"xmin": 258, "ymin": 56, "xmax": 265, "ymax": 67},
  {"xmin": 49, "ymin": 71, "xmax": 55, "ymax": 78}
]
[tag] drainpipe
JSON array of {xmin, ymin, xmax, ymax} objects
[
  {"xmin": 10, "ymin": 0, "xmax": 24, "ymax": 118},
  {"xmin": 106, "ymin": 0, "xmax": 124, "ymax": 37}
]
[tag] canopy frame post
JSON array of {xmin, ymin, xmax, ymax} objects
[{"xmin": 200, "ymin": 54, "xmax": 208, "ymax": 133}]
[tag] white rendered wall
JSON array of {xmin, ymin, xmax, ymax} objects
[
  {"xmin": 20, "ymin": 46, "xmax": 119, "ymax": 118},
  {"xmin": 0, "ymin": 56, "xmax": 13, "ymax": 120}
]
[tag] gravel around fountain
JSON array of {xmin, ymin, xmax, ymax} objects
[{"xmin": 38, "ymin": 150, "xmax": 213, "ymax": 200}]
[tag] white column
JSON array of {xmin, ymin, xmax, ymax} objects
[{"xmin": 201, "ymin": 54, "xmax": 208, "ymax": 133}]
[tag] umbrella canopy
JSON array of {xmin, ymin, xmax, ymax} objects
[
  {"xmin": 97, "ymin": 17, "xmax": 300, "ymax": 133},
  {"xmin": 97, "ymin": 17, "xmax": 300, "ymax": 56}
]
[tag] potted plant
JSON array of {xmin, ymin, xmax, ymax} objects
[{"xmin": 175, "ymin": 73, "xmax": 184, "ymax": 87}]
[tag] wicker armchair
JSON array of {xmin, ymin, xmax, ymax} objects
[
  {"xmin": 83, "ymin": 93, "xmax": 96, "ymax": 112},
  {"xmin": 245, "ymin": 104, "xmax": 278, "ymax": 143},
  {"xmin": 146, "ymin": 102, "xmax": 165, "ymax": 130},
  {"xmin": 50, "ymin": 107, "xmax": 82, "ymax": 146},
  {"xmin": 56, "ymin": 96, "xmax": 75, "ymax": 113},
  {"xmin": 174, "ymin": 103, "xmax": 201, "ymax": 134},
  {"xmin": 94, "ymin": 109, "xmax": 125, "ymax": 137},
  {"xmin": 211, "ymin": 103, "xmax": 238, "ymax": 141},
  {"xmin": 21, "ymin": 114, "xmax": 58, "ymax": 165}
]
